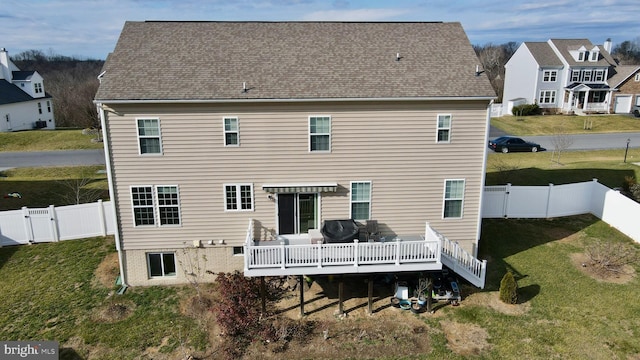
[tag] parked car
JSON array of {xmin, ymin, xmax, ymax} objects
[
  {"xmin": 632, "ymin": 105, "xmax": 640, "ymax": 117},
  {"xmin": 488, "ymin": 136, "xmax": 541, "ymax": 153}
]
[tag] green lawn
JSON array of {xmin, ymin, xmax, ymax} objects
[
  {"xmin": 486, "ymin": 148, "xmax": 640, "ymax": 187},
  {"xmin": 0, "ymin": 129, "xmax": 104, "ymax": 151},
  {"xmin": 0, "ymin": 166, "xmax": 109, "ymax": 211},
  {"xmin": 0, "ymin": 237, "xmax": 209, "ymax": 359},
  {"xmin": 491, "ymin": 114, "xmax": 640, "ymax": 135}
]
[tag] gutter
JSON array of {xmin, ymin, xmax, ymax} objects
[
  {"xmin": 93, "ymin": 95, "xmax": 497, "ymax": 105},
  {"xmin": 476, "ymin": 99, "xmax": 494, "ymax": 258},
  {"xmin": 97, "ymin": 103, "xmax": 128, "ymax": 289}
]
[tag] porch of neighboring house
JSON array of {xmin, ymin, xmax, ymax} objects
[
  {"xmin": 243, "ymin": 219, "xmax": 487, "ymax": 315},
  {"xmin": 562, "ymin": 84, "xmax": 612, "ymax": 114}
]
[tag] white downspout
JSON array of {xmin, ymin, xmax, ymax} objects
[{"xmin": 97, "ymin": 102, "xmax": 128, "ymax": 287}]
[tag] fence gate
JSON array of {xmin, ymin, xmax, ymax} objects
[{"xmin": 23, "ymin": 207, "xmax": 56, "ymax": 243}]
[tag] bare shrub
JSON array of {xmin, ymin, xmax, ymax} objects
[
  {"xmin": 550, "ymin": 125, "xmax": 574, "ymax": 165},
  {"xmin": 586, "ymin": 240, "xmax": 639, "ymax": 276}
]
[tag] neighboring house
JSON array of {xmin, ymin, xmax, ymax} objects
[
  {"xmin": 0, "ymin": 48, "xmax": 55, "ymax": 131},
  {"xmin": 95, "ymin": 21, "xmax": 495, "ymax": 288},
  {"xmin": 502, "ymin": 38, "xmax": 638, "ymax": 116},
  {"xmin": 608, "ymin": 65, "xmax": 640, "ymax": 115}
]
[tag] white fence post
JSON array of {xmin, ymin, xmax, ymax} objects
[
  {"xmin": 504, "ymin": 183, "xmax": 511, "ymax": 218},
  {"xmin": 97, "ymin": 200, "xmax": 107, "ymax": 236},
  {"xmin": 21, "ymin": 207, "xmax": 33, "ymax": 243},
  {"xmin": 545, "ymin": 183, "xmax": 554, "ymax": 218},
  {"xmin": 48, "ymin": 205, "xmax": 60, "ymax": 242}
]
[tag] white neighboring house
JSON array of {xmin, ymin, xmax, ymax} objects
[
  {"xmin": 0, "ymin": 48, "xmax": 55, "ymax": 132},
  {"xmin": 502, "ymin": 38, "xmax": 624, "ymax": 116}
]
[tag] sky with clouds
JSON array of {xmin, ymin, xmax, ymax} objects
[{"xmin": 2, "ymin": 0, "xmax": 639, "ymax": 60}]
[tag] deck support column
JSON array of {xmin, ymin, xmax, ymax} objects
[
  {"xmin": 260, "ymin": 277, "xmax": 266, "ymax": 314},
  {"xmin": 338, "ymin": 276, "xmax": 344, "ymax": 315},
  {"xmin": 299, "ymin": 275, "xmax": 305, "ymax": 317},
  {"xmin": 367, "ymin": 275, "xmax": 374, "ymax": 314},
  {"xmin": 426, "ymin": 276, "xmax": 433, "ymax": 313}
]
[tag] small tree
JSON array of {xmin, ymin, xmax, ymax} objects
[
  {"xmin": 499, "ymin": 271, "xmax": 518, "ymax": 304},
  {"xmin": 550, "ymin": 126, "xmax": 573, "ymax": 165}
]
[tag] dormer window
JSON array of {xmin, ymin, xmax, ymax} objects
[
  {"xmin": 34, "ymin": 83, "xmax": 43, "ymax": 94},
  {"xmin": 578, "ymin": 51, "xmax": 585, "ymax": 61},
  {"xmin": 575, "ymin": 46, "xmax": 588, "ymax": 62},
  {"xmin": 589, "ymin": 47, "xmax": 600, "ymax": 62}
]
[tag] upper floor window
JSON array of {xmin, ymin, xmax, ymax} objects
[
  {"xmin": 436, "ymin": 114, "xmax": 452, "ymax": 143},
  {"xmin": 635, "ymin": 73, "xmax": 640, "ymax": 82},
  {"xmin": 137, "ymin": 118, "xmax": 162, "ymax": 154},
  {"xmin": 309, "ymin": 116, "xmax": 331, "ymax": 152},
  {"xmin": 38, "ymin": 103, "xmax": 42, "ymax": 114},
  {"xmin": 543, "ymin": 70, "xmax": 557, "ymax": 82},
  {"xmin": 571, "ymin": 70, "xmax": 580, "ymax": 82},
  {"xmin": 578, "ymin": 51, "xmax": 585, "ymax": 61},
  {"xmin": 583, "ymin": 70, "xmax": 592, "ymax": 82},
  {"xmin": 46, "ymin": 100, "xmax": 51, "ymax": 113},
  {"xmin": 350, "ymin": 181, "xmax": 371, "ymax": 220},
  {"xmin": 590, "ymin": 51, "xmax": 599, "ymax": 61},
  {"xmin": 34, "ymin": 83, "xmax": 43, "ymax": 94},
  {"xmin": 538, "ymin": 90, "xmax": 556, "ymax": 104},
  {"xmin": 225, "ymin": 184, "xmax": 254, "ymax": 211},
  {"xmin": 224, "ymin": 117, "xmax": 239, "ymax": 146},
  {"xmin": 594, "ymin": 69, "xmax": 605, "ymax": 82},
  {"xmin": 443, "ymin": 179, "xmax": 465, "ymax": 219}
]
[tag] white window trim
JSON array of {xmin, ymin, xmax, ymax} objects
[
  {"xmin": 442, "ymin": 179, "xmax": 465, "ymax": 219},
  {"xmin": 635, "ymin": 74, "xmax": 640, "ymax": 82},
  {"xmin": 436, "ymin": 114, "xmax": 452, "ymax": 143},
  {"xmin": 308, "ymin": 115, "xmax": 331, "ymax": 153},
  {"xmin": 590, "ymin": 51, "xmax": 598, "ymax": 62},
  {"xmin": 131, "ymin": 185, "xmax": 155, "ymax": 227},
  {"xmin": 571, "ymin": 70, "xmax": 580, "ymax": 82},
  {"xmin": 155, "ymin": 185, "xmax": 181, "ymax": 227},
  {"xmin": 136, "ymin": 117, "xmax": 163, "ymax": 155},
  {"xmin": 224, "ymin": 183, "xmax": 255, "ymax": 212},
  {"xmin": 350, "ymin": 181, "xmax": 372, "ymax": 220},
  {"xmin": 147, "ymin": 252, "xmax": 177, "ymax": 278},
  {"xmin": 223, "ymin": 116, "xmax": 240, "ymax": 147},
  {"xmin": 594, "ymin": 69, "xmax": 605, "ymax": 82},
  {"xmin": 542, "ymin": 70, "xmax": 557, "ymax": 82},
  {"xmin": 583, "ymin": 70, "xmax": 592, "ymax": 82},
  {"xmin": 538, "ymin": 90, "xmax": 556, "ymax": 104}
]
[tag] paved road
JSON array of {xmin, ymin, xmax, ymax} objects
[
  {"xmin": 489, "ymin": 126, "xmax": 640, "ymax": 151},
  {"xmin": 0, "ymin": 149, "xmax": 105, "ymax": 171}
]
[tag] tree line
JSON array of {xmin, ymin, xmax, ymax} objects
[{"xmin": 11, "ymin": 38, "xmax": 640, "ymax": 127}]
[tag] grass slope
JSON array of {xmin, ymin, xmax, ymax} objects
[
  {"xmin": 491, "ymin": 114, "xmax": 640, "ymax": 135},
  {"xmin": 0, "ymin": 129, "xmax": 104, "ymax": 152},
  {"xmin": 0, "ymin": 237, "xmax": 208, "ymax": 359}
]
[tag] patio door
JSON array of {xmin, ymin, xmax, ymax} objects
[{"xmin": 277, "ymin": 193, "xmax": 318, "ymax": 235}]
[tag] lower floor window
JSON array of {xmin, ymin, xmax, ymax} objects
[
  {"xmin": 538, "ymin": 90, "xmax": 556, "ymax": 104},
  {"xmin": 147, "ymin": 252, "xmax": 176, "ymax": 277},
  {"xmin": 443, "ymin": 179, "xmax": 465, "ymax": 218}
]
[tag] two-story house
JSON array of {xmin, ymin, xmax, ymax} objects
[
  {"xmin": 502, "ymin": 38, "xmax": 628, "ymax": 116},
  {"xmin": 95, "ymin": 21, "xmax": 495, "ymax": 288},
  {"xmin": 0, "ymin": 48, "xmax": 55, "ymax": 131}
]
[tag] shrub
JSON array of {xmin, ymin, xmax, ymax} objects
[
  {"xmin": 622, "ymin": 176, "xmax": 636, "ymax": 193},
  {"xmin": 512, "ymin": 103, "xmax": 542, "ymax": 116},
  {"xmin": 630, "ymin": 183, "xmax": 640, "ymax": 202},
  {"xmin": 499, "ymin": 271, "xmax": 518, "ymax": 304},
  {"xmin": 586, "ymin": 239, "xmax": 639, "ymax": 276}
]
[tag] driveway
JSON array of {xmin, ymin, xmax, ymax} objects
[{"xmin": 0, "ymin": 149, "xmax": 105, "ymax": 171}]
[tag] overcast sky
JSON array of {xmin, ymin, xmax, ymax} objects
[{"xmin": 2, "ymin": 0, "xmax": 639, "ymax": 60}]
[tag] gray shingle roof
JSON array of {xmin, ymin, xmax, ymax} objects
[
  {"xmin": 608, "ymin": 65, "xmax": 640, "ymax": 88},
  {"xmin": 12, "ymin": 71, "xmax": 36, "ymax": 81},
  {"xmin": 95, "ymin": 21, "xmax": 496, "ymax": 101},
  {"xmin": 0, "ymin": 79, "xmax": 35, "ymax": 105},
  {"xmin": 549, "ymin": 39, "xmax": 616, "ymax": 67},
  {"xmin": 524, "ymin": 42, "xmax": 563, "ymax": 67}
]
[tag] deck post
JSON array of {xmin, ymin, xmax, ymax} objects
[
  {"xmin": 317, "ymin": 241, "xmax": 322, "ymax": 268},
  {"xmin": 338, "ymin": 276, "xmax": 344, "ymax": 315},
  {"xmin": 395, "ymin": 239, "xmax": 401, "ymax": 265},
  {"xmin": 354, "ymin": 240, "xmax": 359, "ymax": 267},
  {"xmin": 260, "ymin": 276, "xmax": 266, "ymax": 314},
  {"xmin": 299, "ymin": 275, "xmax": 305, "ymax": 317},
  {"xmin": 426, "ymin": 276, "xmax": 433, "ymax": 313},
  {"xmin": 367, "ymin": 275, "xmax": 374, "ymax": 314}
]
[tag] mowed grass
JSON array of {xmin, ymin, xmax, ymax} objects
[
  {"xmin": 468, "ymin": 215, "xmax": 640, "ymax": 359},
  {"xmin": 491, "ymin": 114, "xmax": 640, "ymax": 135},
  {"xmin": 486, "ymin": 148, "xmax": 640, "ymax": 187},
  {"xmin": 0, "ymin": 129, "xmax": 104, "ymax": 151},
  {"xmin": 0, "ymin": 166, "xmax": 109, "ymax": 211},
  {"xmin": 0, "ymin": 237, "xmax": 208, "ymax": 359},
  {"xmin": 1, "ymin": 216, "xmax": 638, "ymax": 359}
]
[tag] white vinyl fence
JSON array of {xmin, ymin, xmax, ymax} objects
[
  {"xmin": 483, "ymin": 179, "xmax": 640, "ymax": 243},
  {"xmin": 0, "ymin": 200, "xmax": 115, "ymax": 246}
]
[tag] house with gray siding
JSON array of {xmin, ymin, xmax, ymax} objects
[
  {"xmin": 502, "ymin": 38, "xmax": 632, "ymax": 115},
  {"xmin": 95, "ymin": 21, "xmax": 495, "ymax": 288}
]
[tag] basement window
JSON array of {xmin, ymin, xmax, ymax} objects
[{"xmin": 147, "ymin": 252, "xmax": 176, "ymax": 277}]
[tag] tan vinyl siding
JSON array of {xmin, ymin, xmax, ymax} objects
[{"xmin": 105, "ymin": 100, "xmax": 488, "ymax": 253}]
